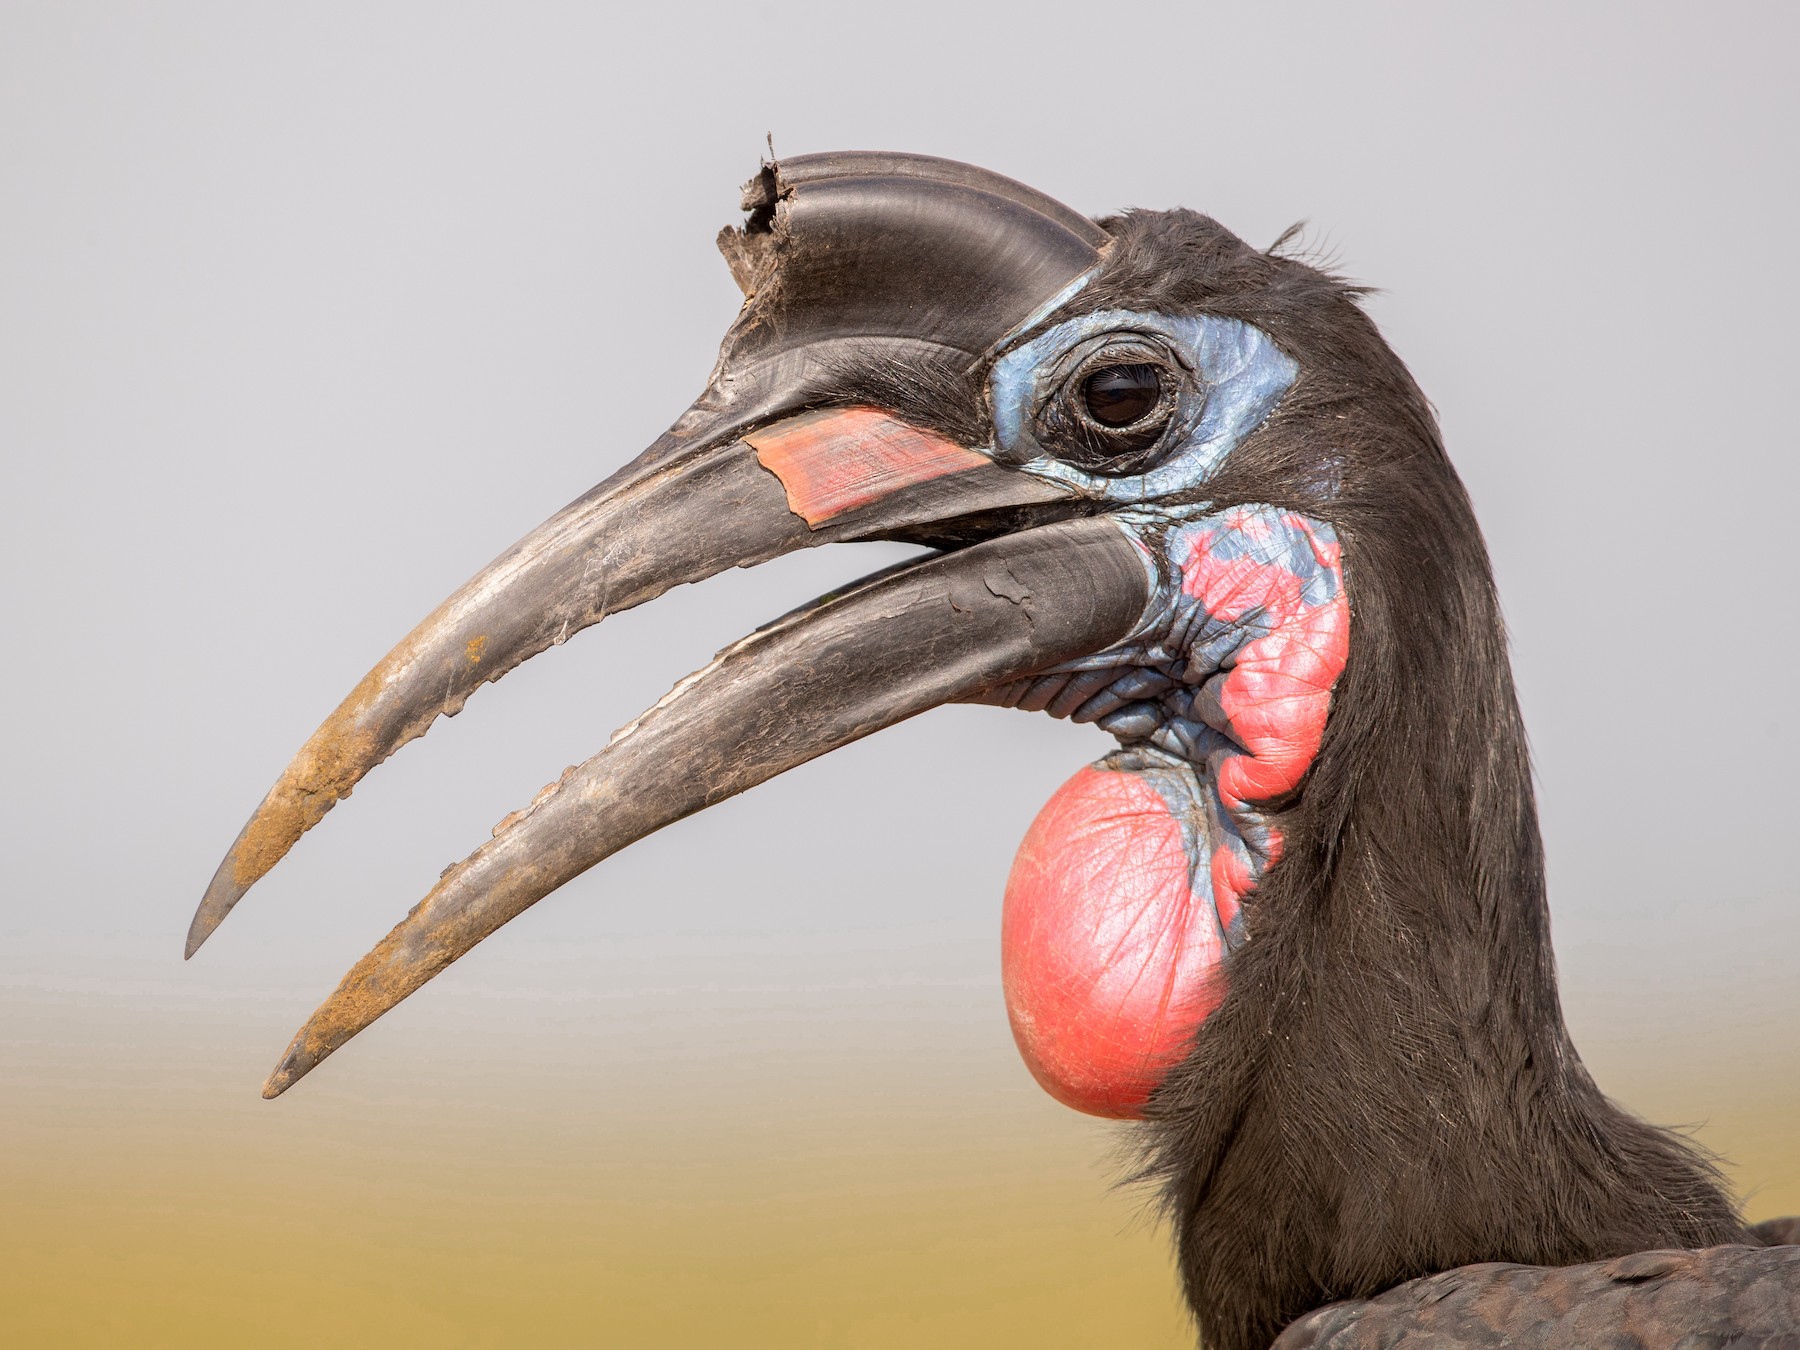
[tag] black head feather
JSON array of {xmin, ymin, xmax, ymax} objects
[{"xmin": 1071, "ymin": 210, "xmax": 1747, "ymax": 1350}]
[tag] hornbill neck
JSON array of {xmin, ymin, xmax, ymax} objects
[
  {"xmin": 187, "ymin": 159, "xmax": 1761, "ymax": 1348},
  {"xmin": 1137, "ymin": 295, "xmax": 1747, "ymax": 1350}
]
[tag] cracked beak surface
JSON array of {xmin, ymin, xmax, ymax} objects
[
  {"xmin": 260, "ymin": 513, "xmax": 1149, "ymax": 1096},
  {"xmin": 186, "ymin": 412, "xmax": 1069, "ymax": 959},
  {"xmin": 190, "ymin": 152, "xmax": 1159, "ymax": 1095}
]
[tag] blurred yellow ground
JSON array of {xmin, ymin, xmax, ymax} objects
[
  {"xmin": 3, "ymin": 1158, "xmax": 1192, "ymax": 1348},
  {"xmin": 8, "ymin": 1104, "xmax": 1790, "ymax": 1350},
  {"xmin": 1, "ymin": 943, "xmax": 1198, "ymax": 1348},
  {"xmin": 4, "ymin": 934, "xmax": 1792, "ymax": 1349}
]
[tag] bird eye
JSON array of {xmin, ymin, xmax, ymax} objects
[
  {"xmin": 1082, "ymin": 364, "xmax": 1161, "ymax": 427},
  {"xmin": 1032, "ymin": 342, "xmax": 1185, "ymax": 474}
]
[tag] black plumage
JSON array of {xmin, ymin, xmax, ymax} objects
[
  {"xmin": 1066, "ymin": 208, "xmax": 1783, "ymax": 1348},
  {"xmin": 1276, "ymin": 1244, "xmax": 1800, "ymax": 1347},
  {"xmin": 196, "ymin": 154, "xmax": 1795, "ymax": 1347}
]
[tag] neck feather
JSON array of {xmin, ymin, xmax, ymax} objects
[{"xmin": 1138, "ymin": 387, "xmax": 1745, "ymax": 1350}]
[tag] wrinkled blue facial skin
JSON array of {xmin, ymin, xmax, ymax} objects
[
  {"xmin": 987, "ymin": 308, "xmax": 1299, "ymax": 501},
  {"xmin": 1045, "ymin": 507, "xmax": 1347, "ymax": 952},
  {"xmin": 979, "ymin": 303, "xmax": 1334, "ymax": 951}
]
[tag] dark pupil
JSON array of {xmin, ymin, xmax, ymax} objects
[{"xmin": 1082, "ymin": 364, "xmax": 1161, "ymax": 427}]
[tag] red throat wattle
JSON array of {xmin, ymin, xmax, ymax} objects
[
  {"xmin": 999, "ymin": 507, "xmax": 1349, "ymax": 1120},
  {"xmin": 1001, "ymin": 765, "xmax": 1229, "ymax": 1119}
]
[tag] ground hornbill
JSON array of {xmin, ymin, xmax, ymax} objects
[{"xmin": 191, "ymin": 153, "xmax": 1798, "ymax": 1347}]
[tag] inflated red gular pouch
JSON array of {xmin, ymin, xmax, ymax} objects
[
  {"xmin": 1003, "ymin": 758, "xmax": 1227, "ymax": 1118},
  {"xmin": 1000, "ymin": 506, "xmax": 1349, "ymax": 1119}
]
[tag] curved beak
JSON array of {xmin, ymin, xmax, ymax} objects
[
  {"xmin": 260, "ymin": 511, "xmax": 1148, "ymax": 1096},
  {"xmin": 191, "ymin": 150, "xmax": 1151, "ymax": 1096},
  {"xmin": 187, "ymin": 405, "xmax": 1073, "ymax": 958}
]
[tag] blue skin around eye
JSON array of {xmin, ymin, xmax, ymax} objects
[
  {"xmin": 987, "ymin": 309, "xmax": 1299, "ymax": 501},
  {"xmin": 985, "ymin": 307, "xmax": 1315, "ymax": 954}
]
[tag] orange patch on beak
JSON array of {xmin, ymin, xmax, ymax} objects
[{"xmin": 745, "ymin": 407, "xmax": 991, "ymax": 528}]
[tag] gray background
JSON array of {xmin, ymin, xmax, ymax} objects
[{"xmin": 2, "ymin": 5, "xmax": 1796, "ymax": 1342}]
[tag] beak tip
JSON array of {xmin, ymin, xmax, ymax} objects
[
  {"xmin": 262, "ymin": 1052, "xmax": 306, "ymax": 1099},
  {"xmin": 184, "ymin": 899, "xmax": 224, "ymax": 959},
  {"xmin": 263, "ymin": 1017, "xmax": 335, "ymax": 1098},
  {"xmin": 188, "ymin": 850, "xmax": 256, "ymax": 958}
]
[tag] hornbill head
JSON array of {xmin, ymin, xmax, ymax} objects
[
  {"xmin": 189, "ymin": 152, "xmax": 1416, "ymax": 1120},
  {"xmin": 197, "ymin": 153, "xmax": 1764, "ymax": 1347}
]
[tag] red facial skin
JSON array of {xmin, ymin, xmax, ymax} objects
[
  {"xmin": 1184, "ymin": 510, "xmax": 1346, "ymax": 808},
  {"xmin": 1002, "ymin": 509, "xmax": 1349, "ymax": 1120},
  {"xmin": 744, "ymin": 406, "xmax": 1351, "ymax": 1120},
  {"xmin": 1003, "ymin": 766, "xmax": 1228, "ymax": 1119},
  {"xmin": 1181, "ymin": 511, "xmax": 1349, "ymax": 924}
]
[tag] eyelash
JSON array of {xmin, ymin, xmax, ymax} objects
[{"xmin": 1036, "ymin": 348, "xmax": 1183, "ymax": 473}]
